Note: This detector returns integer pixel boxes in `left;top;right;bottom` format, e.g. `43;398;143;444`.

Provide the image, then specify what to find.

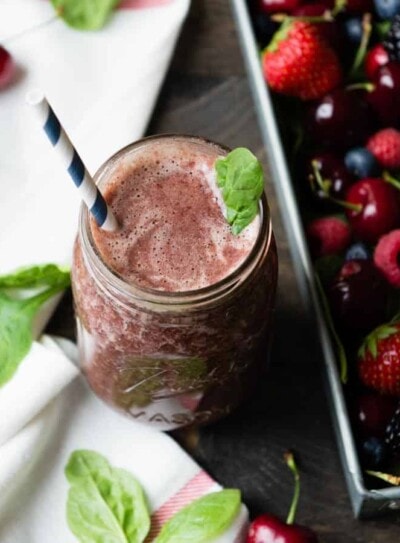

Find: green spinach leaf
0;267;70;387
154;489;241;543
0;264;70;289
65;450;150;543
215;148;264;235
50;0;120;31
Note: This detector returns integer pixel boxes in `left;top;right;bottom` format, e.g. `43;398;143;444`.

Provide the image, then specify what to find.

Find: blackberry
385;401;400;459
384;15;400;62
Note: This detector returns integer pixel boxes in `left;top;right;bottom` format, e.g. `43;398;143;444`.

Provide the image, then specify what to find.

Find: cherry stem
349;13;372;78
346;82;374;92
366;470;400;486
271;13;333;23
331;0;346;17
311;161;362;212
285;451;300;525
383;171;400;192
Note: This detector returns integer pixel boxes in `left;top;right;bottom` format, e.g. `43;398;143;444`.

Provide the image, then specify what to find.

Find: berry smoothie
72;136;278;430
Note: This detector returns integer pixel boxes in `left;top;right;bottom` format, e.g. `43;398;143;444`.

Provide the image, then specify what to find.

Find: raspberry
307;216;351;258
367;128;400;170
374;229;400;287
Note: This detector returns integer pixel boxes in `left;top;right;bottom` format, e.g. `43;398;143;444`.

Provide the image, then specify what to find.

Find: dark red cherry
306;89;374;150
317;0;373;11
328;259;388;334
0;46;15;89
353;393;398;438
307;152;355;205
258;0;302;14
345;178;400;243
246;452;318;543
247;514;318;543
367;62;400;127
365;44;389;80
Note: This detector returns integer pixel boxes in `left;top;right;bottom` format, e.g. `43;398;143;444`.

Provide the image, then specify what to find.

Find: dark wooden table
49;2;400;541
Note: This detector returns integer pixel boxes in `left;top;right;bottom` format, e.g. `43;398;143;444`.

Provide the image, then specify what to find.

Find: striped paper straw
26;90;118;232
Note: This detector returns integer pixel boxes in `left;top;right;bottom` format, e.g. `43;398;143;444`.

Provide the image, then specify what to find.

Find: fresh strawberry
262;21;342;100
358;322;400;396
374;229;400;288
367;129;400;170
385;402;400;458
306;216;351;258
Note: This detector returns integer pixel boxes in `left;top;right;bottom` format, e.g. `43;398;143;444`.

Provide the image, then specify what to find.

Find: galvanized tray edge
231;0;400;518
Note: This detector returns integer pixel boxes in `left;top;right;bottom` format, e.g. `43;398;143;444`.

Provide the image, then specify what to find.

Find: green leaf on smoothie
215;148;264;235
65;450;150;543
50;0;120;31
0;264;70;387
154;489;241;543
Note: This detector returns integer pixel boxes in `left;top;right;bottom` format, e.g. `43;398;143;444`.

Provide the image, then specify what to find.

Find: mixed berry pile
248;0;400;487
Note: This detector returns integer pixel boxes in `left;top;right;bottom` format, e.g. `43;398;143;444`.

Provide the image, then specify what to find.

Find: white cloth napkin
0;1;249;541
0;338;248;542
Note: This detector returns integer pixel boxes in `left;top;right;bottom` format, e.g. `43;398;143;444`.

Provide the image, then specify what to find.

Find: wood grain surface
48;1;400;541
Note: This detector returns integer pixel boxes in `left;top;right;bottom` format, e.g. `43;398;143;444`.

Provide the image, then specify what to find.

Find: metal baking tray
231;0;400;518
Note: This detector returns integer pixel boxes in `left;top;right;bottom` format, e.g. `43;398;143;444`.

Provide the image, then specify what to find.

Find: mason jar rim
79;134;272;309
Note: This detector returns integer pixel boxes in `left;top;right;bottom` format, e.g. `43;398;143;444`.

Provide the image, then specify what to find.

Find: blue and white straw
26;90;118;232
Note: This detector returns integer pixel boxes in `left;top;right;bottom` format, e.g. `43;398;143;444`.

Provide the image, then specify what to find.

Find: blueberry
344;147;380;179
373;0;400;19
345;242;371;261
361;436;388;469
343;17;363;44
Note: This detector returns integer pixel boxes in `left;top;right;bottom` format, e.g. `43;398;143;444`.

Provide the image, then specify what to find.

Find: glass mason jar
71;135;278;431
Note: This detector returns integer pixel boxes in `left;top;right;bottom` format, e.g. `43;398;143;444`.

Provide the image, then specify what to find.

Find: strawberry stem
349;13;372;78
311;161;362;212
285;451;300;525
383;171;400;192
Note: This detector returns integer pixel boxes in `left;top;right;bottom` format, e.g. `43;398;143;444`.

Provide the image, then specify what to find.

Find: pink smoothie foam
90;138;260;292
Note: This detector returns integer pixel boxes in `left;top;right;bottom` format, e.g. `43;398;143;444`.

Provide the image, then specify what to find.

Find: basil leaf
154;489;241;543
0;278;70;387
50;0;120;31
0;264;70;289
65;450;150;543
215;148;264;235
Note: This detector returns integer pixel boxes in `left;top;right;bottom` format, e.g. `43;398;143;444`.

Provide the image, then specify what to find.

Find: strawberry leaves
358;323;400;359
